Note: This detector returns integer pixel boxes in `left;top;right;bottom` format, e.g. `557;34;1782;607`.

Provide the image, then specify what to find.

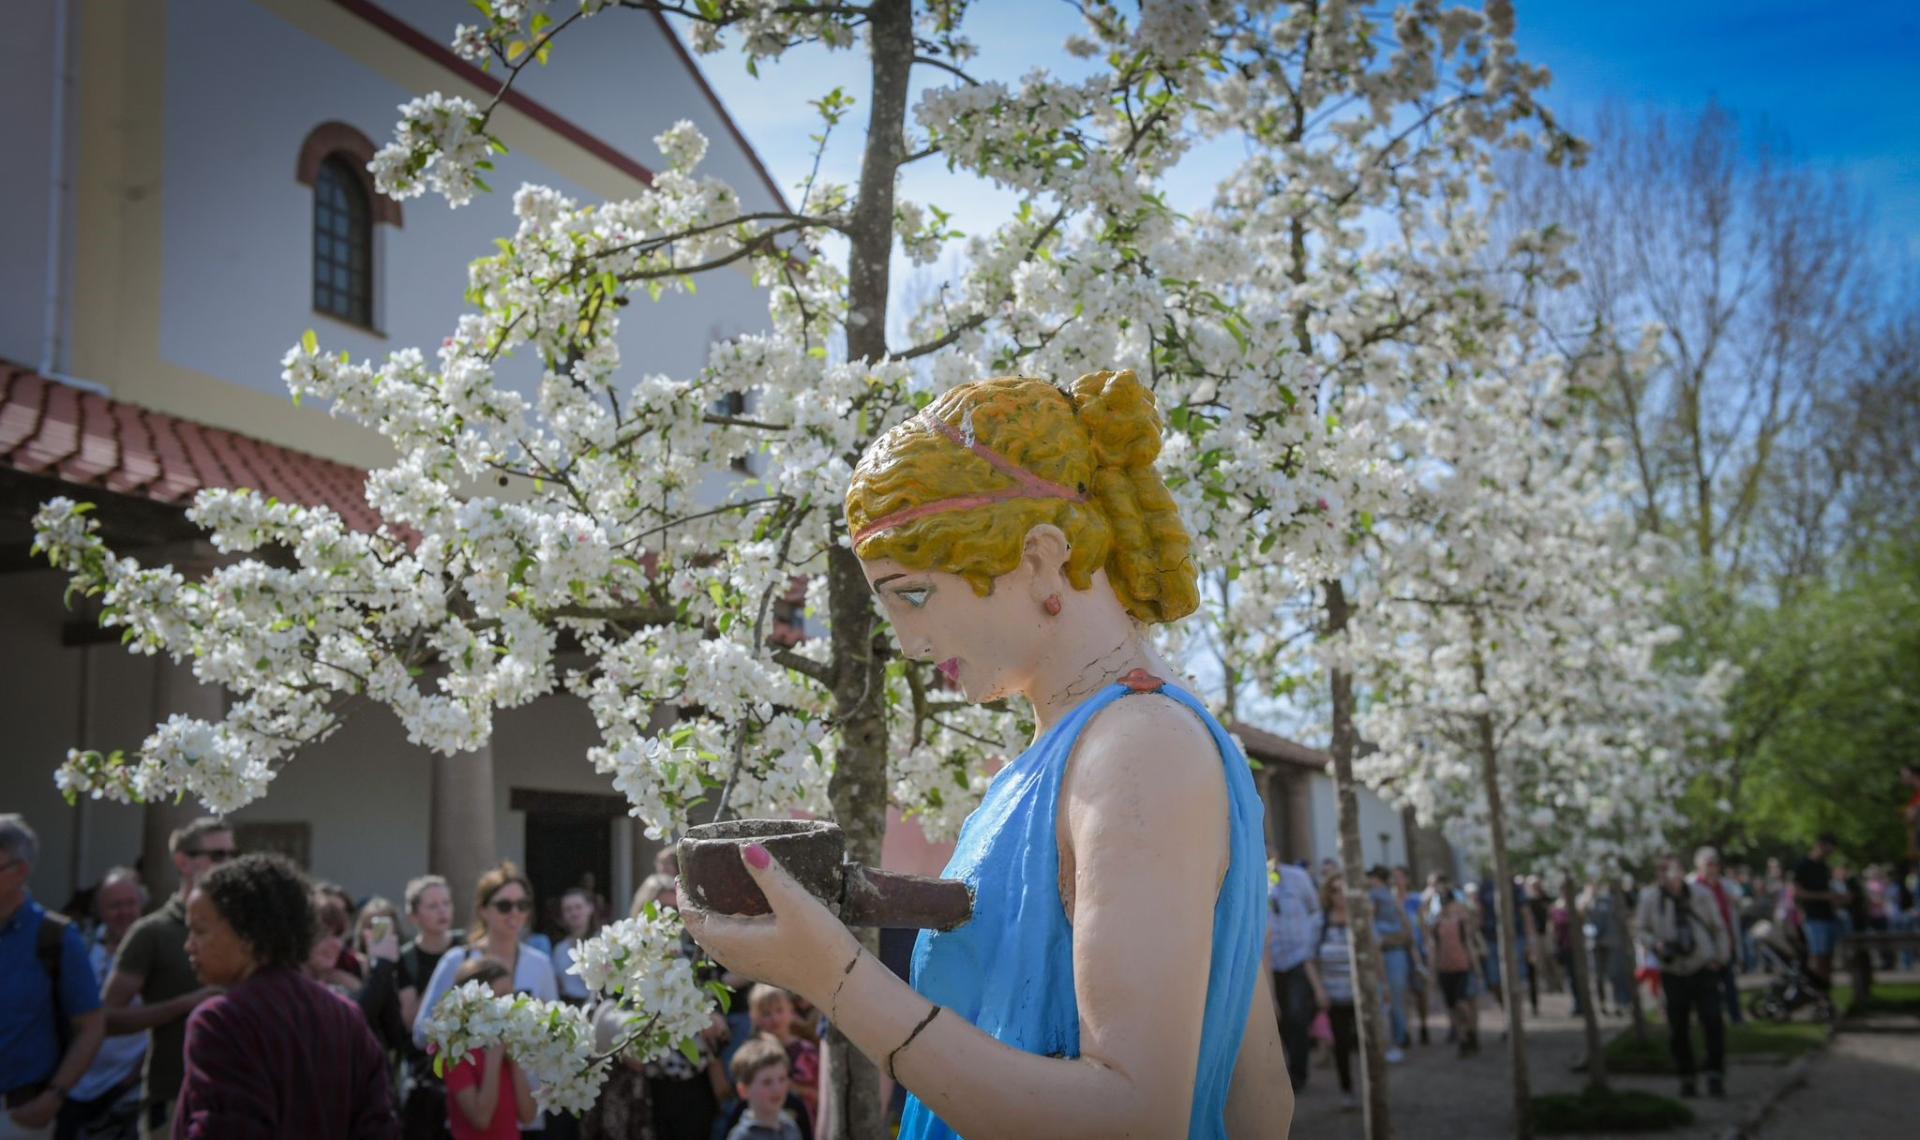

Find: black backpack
37;911;74;1055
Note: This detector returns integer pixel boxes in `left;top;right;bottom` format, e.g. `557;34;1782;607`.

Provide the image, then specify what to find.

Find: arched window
295;122;400;332
313;157;373;327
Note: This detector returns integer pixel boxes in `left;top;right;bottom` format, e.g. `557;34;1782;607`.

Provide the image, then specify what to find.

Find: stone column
610;816;634;921
428;745;497;929
140;660;228;901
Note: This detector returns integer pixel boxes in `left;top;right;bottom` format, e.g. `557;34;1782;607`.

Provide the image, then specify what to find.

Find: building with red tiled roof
1;0;785;917
1;360;382;532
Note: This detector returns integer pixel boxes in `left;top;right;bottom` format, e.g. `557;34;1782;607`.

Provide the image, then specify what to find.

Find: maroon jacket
174;967;398;1139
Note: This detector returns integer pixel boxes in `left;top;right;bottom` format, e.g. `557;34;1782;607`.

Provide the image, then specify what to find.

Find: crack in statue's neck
1034;635;1148;730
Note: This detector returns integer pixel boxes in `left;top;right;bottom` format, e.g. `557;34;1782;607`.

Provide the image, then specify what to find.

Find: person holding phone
351;897;410;1056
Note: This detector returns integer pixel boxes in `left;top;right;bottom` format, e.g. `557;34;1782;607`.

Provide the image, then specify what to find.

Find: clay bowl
679;818;972;931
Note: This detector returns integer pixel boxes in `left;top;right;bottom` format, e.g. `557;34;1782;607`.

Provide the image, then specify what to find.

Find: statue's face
861;555;1046;704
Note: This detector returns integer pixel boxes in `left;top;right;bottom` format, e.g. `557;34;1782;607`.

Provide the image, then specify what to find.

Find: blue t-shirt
1;895;104;1092
1371;885;1408;947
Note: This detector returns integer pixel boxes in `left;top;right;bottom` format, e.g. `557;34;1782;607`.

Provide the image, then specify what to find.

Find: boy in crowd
725;1038;801;1140
747;985;818;1119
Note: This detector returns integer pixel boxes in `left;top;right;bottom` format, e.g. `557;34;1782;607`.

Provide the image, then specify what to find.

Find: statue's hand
680;843;862;1004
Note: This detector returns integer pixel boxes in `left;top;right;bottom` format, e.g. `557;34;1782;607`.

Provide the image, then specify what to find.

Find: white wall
160;0;774;420
1305;772;1409;870
226;707;435;906
372;0;786;216
0;0;61;367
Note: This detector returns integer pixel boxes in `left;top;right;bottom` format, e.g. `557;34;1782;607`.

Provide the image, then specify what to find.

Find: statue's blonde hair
845;371;1198;624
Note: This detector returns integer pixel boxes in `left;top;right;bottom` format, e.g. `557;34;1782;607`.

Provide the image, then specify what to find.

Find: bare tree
1501;104;1879;593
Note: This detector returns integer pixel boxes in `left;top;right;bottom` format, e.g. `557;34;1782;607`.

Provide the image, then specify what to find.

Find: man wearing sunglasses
103;818;232;1139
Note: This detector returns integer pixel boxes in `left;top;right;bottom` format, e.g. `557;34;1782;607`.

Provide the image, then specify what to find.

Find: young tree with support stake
34;2;1575;1135
1346;350;1731;1136
1163;3;1578;1134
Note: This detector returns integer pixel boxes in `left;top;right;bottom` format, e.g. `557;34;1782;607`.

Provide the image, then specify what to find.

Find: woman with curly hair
684;373;1288;1139
177;852;398;1137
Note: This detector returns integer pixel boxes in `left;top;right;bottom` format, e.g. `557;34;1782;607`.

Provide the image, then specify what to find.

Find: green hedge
1837;981;1920;1015
1534;1088;1696;1134
1603;1019;1825;1075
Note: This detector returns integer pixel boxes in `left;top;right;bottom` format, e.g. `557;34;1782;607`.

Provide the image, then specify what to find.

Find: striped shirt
1315;919;1355;1005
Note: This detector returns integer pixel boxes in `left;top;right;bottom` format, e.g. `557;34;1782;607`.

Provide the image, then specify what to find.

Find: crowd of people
11;797;1918;1137
1;813;822;1140
1267;837;1920;1108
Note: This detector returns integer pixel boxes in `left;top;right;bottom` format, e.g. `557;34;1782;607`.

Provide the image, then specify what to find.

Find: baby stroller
1746;919;1834;1023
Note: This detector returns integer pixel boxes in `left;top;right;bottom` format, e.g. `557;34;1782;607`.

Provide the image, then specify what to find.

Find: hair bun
1067;370;1196;623
1070;370;1164;470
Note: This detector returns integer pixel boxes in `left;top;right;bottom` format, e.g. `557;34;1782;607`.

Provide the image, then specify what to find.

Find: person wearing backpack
0;814;105;1139
1634;854;1732;1100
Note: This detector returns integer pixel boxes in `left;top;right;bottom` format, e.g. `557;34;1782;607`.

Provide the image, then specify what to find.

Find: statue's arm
1226;964;1294;1135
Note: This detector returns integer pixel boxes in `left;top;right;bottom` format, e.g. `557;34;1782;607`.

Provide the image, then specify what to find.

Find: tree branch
770;647;832;683
911;55;980;86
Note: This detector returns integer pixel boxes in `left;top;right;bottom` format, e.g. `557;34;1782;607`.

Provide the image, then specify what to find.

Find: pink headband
852;408;1086;546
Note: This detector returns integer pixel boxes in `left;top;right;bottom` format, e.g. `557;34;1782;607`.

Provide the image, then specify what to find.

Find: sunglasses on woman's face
488;897;534;914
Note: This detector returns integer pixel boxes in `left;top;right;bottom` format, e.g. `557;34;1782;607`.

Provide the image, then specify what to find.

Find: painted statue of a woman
685;371;1290;1137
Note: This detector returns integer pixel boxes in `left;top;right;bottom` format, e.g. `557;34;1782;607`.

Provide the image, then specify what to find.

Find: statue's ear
1020;524;1071;598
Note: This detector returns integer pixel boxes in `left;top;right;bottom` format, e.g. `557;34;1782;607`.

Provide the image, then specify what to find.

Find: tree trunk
1475;703;1533;1139
1326;579;1395;1140
821;3;911;1137
1566;872;1609;1095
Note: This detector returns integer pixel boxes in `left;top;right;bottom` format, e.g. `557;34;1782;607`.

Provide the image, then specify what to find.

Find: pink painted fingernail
744;843;771;870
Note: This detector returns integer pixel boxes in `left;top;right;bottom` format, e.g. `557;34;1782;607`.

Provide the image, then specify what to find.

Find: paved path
1754;1015;1919;1139
1287;984;1806;1139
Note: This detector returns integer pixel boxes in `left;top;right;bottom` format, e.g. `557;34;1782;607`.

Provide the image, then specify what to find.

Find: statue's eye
895;587;930;609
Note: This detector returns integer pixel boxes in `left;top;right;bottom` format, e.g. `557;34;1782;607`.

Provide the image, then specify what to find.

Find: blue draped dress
896;679;1267;1139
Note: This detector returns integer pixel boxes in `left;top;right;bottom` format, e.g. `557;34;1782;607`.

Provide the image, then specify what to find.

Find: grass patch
1603;1017;1826;1075
1836;981;1920;1015
1534;1088;1696;1134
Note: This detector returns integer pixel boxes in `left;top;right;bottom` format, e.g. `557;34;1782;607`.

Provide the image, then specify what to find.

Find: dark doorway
512;789;621;942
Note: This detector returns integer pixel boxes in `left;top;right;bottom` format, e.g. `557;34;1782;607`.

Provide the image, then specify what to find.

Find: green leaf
433;1052;447;1079
678;1039;701;1065
301;329;318;354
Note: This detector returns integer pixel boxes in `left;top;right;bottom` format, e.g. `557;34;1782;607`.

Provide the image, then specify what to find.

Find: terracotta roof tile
1;360;380;531
105;400;161;496
20;379;80;473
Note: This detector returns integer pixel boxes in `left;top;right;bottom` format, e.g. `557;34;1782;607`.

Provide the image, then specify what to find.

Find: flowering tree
30;1;1589;1133
1341;349;1731;1132
1124;3;1575;1134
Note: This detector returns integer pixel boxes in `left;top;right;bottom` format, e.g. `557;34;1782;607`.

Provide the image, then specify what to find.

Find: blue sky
693;1;1920;259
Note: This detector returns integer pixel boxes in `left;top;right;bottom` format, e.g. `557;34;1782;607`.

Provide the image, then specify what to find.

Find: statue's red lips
938;657;961;682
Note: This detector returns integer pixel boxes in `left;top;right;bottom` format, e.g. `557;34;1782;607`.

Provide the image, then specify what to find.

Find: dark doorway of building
513;789;619;943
